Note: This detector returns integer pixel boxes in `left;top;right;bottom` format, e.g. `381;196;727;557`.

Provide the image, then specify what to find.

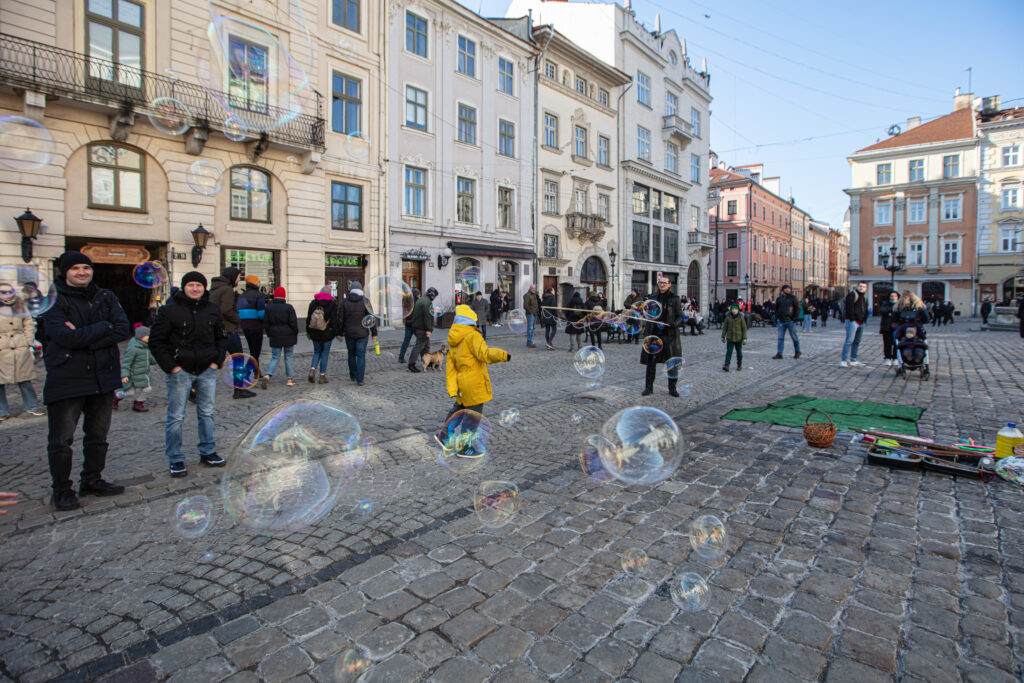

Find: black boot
668;379;680;397
642;364;656;396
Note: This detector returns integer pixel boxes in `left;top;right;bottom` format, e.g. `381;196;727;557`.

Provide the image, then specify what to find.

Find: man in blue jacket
41;251;131;510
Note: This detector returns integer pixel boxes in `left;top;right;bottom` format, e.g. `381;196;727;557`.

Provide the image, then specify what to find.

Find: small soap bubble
202;550;215;561
345;132;371;160
361;314;377;329
677;382;693;397
641;299;663;320
148;97;191;136
621;548;649;574
0;116;56;170
579;434;615;484
689;514;728;560
507;309;528;335
174;496;213;538
338;38;355;59
132;261;167;289
165;68;180;82
187;160;224;195
571;413;582;425
474;480;519;528
663;357;685;379
334;645;371;681
457;266;481;293
430;302;445;317
642;336;664;354
286;155;299;169
224;116;248;142
499;408;520;426
573;346;605;380
436;409;491;473
670;572;710;611
221;353;260;390
597;406;682;485
356;499;374;516
0;265;57;319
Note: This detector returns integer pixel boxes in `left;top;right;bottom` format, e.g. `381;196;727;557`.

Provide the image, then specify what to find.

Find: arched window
580;256;606;283
88;143;146;211
687;260;701;301
230;166;271;222
455;257;480;294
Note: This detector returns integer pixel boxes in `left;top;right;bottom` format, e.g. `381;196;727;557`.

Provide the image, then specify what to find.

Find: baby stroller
893;322;930;381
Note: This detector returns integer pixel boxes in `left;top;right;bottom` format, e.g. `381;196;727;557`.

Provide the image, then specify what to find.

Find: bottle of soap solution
995;423;1024;459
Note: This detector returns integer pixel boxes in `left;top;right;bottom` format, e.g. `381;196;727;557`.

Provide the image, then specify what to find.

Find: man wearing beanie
150;271;228;478
237;273;266;373
40;251;131;510
209;266;254;399
337;281;378;385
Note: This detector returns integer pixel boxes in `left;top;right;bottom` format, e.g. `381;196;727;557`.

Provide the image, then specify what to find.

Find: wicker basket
804;411;837;448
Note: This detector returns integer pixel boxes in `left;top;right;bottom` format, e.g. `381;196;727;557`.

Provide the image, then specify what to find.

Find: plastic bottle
374;339;380;356
995;423;1024;459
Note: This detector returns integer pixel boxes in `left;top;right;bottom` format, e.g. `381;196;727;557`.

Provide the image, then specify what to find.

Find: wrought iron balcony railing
0;32;325;151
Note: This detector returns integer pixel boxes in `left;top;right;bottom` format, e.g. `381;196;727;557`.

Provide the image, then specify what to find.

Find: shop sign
227;250;274;263
325;253;362;268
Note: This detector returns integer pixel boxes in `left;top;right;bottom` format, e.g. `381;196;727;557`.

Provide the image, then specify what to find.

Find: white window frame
637;71;650;106
598;89;609;107
598;135;610;167
874;239;893;267
543;179;558;214
498;57;514;95
874;200;893;226
575;75;587;95
908;158;924;181
404;84;428;131
574;188;587;214
456;103;476;145
876;163;892;185
1003;145;1021;167
637;126;651;161
941;194;962;221
456;176;476;224
665;142;677;174
544;60;557;80
543;113;557;149
942;237;961;265
690;153;700;183
666;92;677;117
498;119;515;158
573;125;587;158
907;197;926;224
543;234;558;258
691;108;701;138
598;193;610;221
1001;182;1021;211
457;35;476;78
999;226;1023;253
906;239;925;266
497;186;515;231
404;166;427;217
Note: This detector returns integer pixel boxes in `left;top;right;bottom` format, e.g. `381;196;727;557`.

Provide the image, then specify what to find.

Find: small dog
422;345;448;371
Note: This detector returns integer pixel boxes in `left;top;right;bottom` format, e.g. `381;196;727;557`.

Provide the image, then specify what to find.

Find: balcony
0;33;325;152
565;213;606;244
662;114;693;146
687;231;715;249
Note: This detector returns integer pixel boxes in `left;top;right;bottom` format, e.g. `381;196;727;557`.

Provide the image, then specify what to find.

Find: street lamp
14;208;42;263
880;245;906;293
190;224;212;267
608;248;617;308
437;246;453;269
744;273;750;302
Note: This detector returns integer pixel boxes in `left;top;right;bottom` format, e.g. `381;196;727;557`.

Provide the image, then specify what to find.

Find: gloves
742;340;747;345
505;353;512;362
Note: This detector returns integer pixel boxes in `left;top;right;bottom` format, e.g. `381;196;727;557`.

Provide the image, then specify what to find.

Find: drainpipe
532;21;550;293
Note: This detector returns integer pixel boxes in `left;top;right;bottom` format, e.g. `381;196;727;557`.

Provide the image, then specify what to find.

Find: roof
855;108;974;153
710;167;747;183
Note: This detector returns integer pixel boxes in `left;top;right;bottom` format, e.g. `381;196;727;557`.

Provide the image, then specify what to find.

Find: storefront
446;241;536;307
223;247;279;295
73;240;168;325
580;256;608;297
324;252;367;299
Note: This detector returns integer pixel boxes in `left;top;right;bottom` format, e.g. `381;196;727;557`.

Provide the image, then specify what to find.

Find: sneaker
545;343;554;350
233;388;256;399
885;359;893;367
772;354;783;360
839;361;848;368
169;462;187;478
260;375;270;390
79;479;125;497
722;365;729;372
25;409;45;417
132;401;148;412
793;352;802;359
286;379;297;387
53;488;80;511
308;368;316;383
200;453;226;467
319;375;328;384
850;361;863;367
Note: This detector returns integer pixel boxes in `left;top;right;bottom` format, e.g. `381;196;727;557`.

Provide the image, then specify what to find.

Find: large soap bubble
689;514;728;560
579;434;614;484
642;336;663;354
474;480;519;528
0;116;56;171
573;346;605;380
132;261;167;289
148;97;191;136
507;308;527;334
457;265;481;296
641;299;662;320
663;357;685;379
435;409;491;473
670;572;710;611
0;265;56;318
222;400;365;533
597;407;682;485
364;275;413;326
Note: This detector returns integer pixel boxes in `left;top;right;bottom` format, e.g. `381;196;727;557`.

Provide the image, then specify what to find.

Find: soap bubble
360;314;377;329
174;496;214;538
345;132;371;160
435;409;491;473
597;407;682;485
474;480;519;528
334;645;371;681
364;275;413;325
0;265;56;318
222;353;260;389
132;261;167;289
689;514;728;560
641;299;662;320
286;155;299;169
622;316;641;335
677;382;693;397
224;116;248;142
243;170;270;209
663;357;685;379
202;550;215;561
148;97;191;136
457;266;481;294
430;302;445;317
579;434;614;484
642;336;663;354
222;400;366;533
338;38;355;59
499;408;520;426
356;499;374;516
187;160;224;195
670;572;710;611
621;548;649;574
573;346;605;380
571;413;582;425
507;309;528;334
0;116;56;171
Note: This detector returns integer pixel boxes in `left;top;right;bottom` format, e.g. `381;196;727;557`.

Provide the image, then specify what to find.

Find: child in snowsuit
119;325;156;411
721;303;747;372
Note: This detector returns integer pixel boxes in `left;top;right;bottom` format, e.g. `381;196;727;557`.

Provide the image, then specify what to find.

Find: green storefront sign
325;254;362;268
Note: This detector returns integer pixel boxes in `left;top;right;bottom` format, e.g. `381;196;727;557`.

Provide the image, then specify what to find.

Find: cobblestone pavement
1;321;1023;682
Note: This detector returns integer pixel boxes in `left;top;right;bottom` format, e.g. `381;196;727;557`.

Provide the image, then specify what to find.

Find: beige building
0;0;385;323
807;220;830;295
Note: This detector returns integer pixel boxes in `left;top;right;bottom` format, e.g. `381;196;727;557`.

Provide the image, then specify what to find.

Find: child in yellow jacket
442;304;510;423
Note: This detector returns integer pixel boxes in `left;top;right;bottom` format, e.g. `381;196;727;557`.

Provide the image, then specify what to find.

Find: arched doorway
497;260;517;304
580;256;607;296
686;260;701;302
922;281;945;304
455;257;480;305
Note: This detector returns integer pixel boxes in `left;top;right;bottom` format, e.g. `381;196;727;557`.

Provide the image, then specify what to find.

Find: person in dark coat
841;282;870;367
337;281;378;385
470;291;489;340
489;288;502;327
565;292;586;352
260;287;298;387
640;277;681;396
209;266;254;399
397;287;420;363
584;291;604;349
150;271;228;478
878;290;899;367
981;298;992;326
540;287;558;350
41;251;131;509
306;286;337;383
773;284;801;359
1018;295;1024;338
237;275;266;373
408;287;437;372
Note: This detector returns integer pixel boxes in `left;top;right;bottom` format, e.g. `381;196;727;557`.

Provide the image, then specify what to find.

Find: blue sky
477;0;1024;230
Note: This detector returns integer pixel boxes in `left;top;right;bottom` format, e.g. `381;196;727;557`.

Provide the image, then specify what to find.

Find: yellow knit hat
455;304;477;323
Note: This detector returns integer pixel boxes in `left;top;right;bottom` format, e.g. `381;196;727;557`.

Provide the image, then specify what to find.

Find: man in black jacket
641;277;682;396
773;284;802;359
408;287;437;372
841;282;870;367
150;271;228;478
337;281;378;385
42;251;131;510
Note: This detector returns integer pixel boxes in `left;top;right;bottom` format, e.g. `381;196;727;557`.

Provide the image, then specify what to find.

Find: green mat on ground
722;395;925;435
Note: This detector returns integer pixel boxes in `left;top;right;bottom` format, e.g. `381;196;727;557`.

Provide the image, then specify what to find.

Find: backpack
308;306;328;331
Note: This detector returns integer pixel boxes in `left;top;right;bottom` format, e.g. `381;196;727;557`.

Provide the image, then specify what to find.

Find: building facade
845;96;979;313
828;228;850;298
807;220;830;297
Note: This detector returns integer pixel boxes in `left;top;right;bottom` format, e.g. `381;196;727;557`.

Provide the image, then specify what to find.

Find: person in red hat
261;286;298;387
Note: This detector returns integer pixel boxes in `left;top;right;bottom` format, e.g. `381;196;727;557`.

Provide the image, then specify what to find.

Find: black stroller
893;322;930;381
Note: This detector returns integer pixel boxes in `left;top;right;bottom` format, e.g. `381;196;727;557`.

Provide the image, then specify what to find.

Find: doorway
922;281;945;304
71;239;167;326
402;260;423;294
497;260;517;304
686;260;701;302
580;256;607;296
872;282;893;312
543;275;558;303
325;268;365;300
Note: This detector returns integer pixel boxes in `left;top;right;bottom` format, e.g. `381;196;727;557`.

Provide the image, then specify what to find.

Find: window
574;126;587;158
332;73;361;135
652;225;662;262
752;201;757;217
598;194;610;221
637;126;651;161
665;229;679;264
598;136;610;166
874;200;892;225
230;167;270;222
543;180;558;214
663;194;677;224
457;104;476;145
1001;182;1021;210
544;61;557;79
727;200;737;215
874;241;892;267
690;153;700;183
87;0;143;88
637;71;650;106
691;205;700;230
543;114;557;148
498;58;514;95
876;163;891;185
632;184;649;215
575;75;587;95
632;222;650;261
598;89;609;107
651;190;661;220
665;142;678;174
908;241;924;265
726;261;737;277
331;182;362;231
1004;145;1021;167
908;159;924;181
497;187;514;230
1000;227;1023;252
942;239;960;265
406;12;427;57
456;177;475;223
404;85;427;131
908;197;926;223
943;154;960;178
498;120;515;157
228;37;268;113
333;0;359;31
404;167;426;216
691;108;701;137
458;36;475;77
942;195;961;221
666;92;677;116
543;234;558;258
574;189;587;214
88;143;143;210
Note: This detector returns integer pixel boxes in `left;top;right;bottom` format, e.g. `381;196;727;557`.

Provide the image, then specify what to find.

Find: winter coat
489;290;502;321
623;292;639;310
640;289;681;366
150;290;228;375
263;298;298;348
540;292;557;325
208;276;241;334
120;337;155;389
445;316;510;407
721;311;748;343
565;294;586;333
470;296;489;325
981;301;992;317
523;290;541;316
895;304;929;327
338;291;377;340
844;290;869;324
409;295;435;332
305;293;337;342
237;284;266;332
41;281;131;404
0;311;35;384
878;300;897;333
775;293;799;323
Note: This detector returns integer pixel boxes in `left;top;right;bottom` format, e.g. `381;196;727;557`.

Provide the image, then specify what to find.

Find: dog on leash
422;345;448;371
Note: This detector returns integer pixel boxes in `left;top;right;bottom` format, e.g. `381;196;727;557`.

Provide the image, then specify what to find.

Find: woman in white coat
0;283;43;420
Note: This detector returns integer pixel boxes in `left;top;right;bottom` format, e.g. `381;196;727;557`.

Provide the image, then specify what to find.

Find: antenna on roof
887;124;901;136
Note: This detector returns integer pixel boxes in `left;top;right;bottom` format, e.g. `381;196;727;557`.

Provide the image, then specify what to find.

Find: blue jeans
266;345;294;378
346;336;368;382
776;322;801;355
842;320;864;362
802;316;812;332
0;381;40;416
165;367;217;464
398;326;415;360
526;314;536;345
311;340;332;373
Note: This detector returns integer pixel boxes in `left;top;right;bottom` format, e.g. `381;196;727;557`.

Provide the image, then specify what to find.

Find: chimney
954;89;973;111
906;117;921;130
654;13;661;33
982;95;1002;113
